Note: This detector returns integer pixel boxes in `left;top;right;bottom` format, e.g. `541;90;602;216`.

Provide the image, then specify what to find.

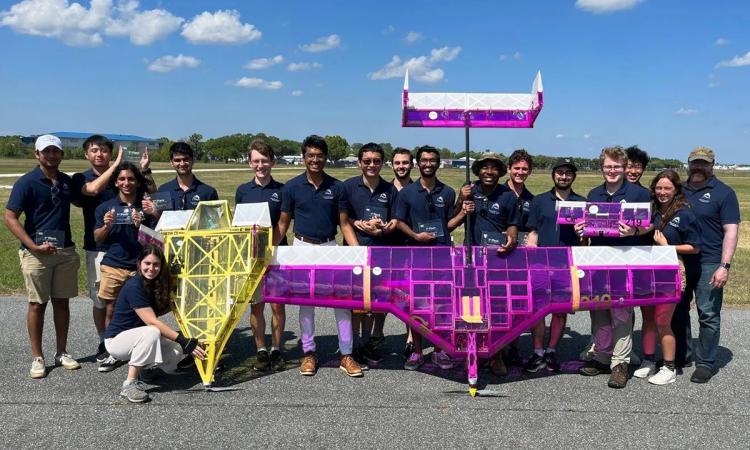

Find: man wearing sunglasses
143;142;218;217
394;145;463;370
5;135;82;379
343;142;398;369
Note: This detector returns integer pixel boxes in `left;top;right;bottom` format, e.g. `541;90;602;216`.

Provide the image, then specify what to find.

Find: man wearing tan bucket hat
673;146;739;383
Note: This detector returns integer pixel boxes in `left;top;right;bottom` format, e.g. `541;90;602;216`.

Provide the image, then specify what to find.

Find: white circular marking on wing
353;266;363;275
372;267;382;276
428;111;438;120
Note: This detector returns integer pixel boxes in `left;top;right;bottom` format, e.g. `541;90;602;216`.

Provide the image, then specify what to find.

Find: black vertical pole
464;120;473;267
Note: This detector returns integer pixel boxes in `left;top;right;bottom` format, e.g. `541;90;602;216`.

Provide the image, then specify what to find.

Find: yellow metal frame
162;201;273;386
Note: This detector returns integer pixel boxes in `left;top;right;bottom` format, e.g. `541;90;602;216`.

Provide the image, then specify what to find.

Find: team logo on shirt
700;192;711;203
323;188;334;200
620;199;627;204
488;202;501;215
378;193;389;203
522;201;530;211
435;196;445;207
669;216;681;228
191;194;201;206
270;192;280;202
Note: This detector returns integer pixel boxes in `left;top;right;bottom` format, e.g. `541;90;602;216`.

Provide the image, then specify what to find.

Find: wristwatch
719;262;731;270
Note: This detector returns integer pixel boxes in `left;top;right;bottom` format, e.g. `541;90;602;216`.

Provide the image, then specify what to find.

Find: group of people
5;133;739;403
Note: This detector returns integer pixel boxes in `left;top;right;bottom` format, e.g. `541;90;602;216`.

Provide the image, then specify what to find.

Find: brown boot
489;353;507;376
339;354;364;377
608;362;629;388
299;351;318;376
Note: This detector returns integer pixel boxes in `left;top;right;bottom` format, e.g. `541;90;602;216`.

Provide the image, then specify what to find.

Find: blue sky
1;0;748;163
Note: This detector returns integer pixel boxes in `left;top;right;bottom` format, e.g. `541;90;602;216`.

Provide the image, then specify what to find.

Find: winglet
403;69;410;91
533;70;543;93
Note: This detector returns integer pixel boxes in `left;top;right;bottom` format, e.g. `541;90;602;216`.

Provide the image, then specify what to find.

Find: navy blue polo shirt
653;207;701;249
684;176;740;264
466;183;517;245
505;181;534;232
393;178;456;246
235;178;287;245
72;169;117;252
158;177;218;210
6;166;77;249
527;188;587;247
95;196;155;269
343;176;398;246
587;181;651;246
104;274;152;339
281;172;348;241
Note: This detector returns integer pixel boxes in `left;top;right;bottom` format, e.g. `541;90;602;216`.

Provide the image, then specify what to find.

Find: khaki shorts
85;250;106;309
19;246;80;304
98;265;136;302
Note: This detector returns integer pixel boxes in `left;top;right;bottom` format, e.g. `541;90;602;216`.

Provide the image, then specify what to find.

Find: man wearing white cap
4;135;82;379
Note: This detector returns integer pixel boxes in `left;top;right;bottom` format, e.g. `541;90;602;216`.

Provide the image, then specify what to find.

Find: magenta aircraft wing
401;70;543;128
557;201;652;238
262;245;679;395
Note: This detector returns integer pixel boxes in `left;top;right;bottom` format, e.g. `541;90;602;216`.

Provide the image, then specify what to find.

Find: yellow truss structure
161;201;272;386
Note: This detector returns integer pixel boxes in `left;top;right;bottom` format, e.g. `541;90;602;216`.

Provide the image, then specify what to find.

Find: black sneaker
96;342;109;363
403;341;415;359
579;360;611;376
270;349;285;371
504;347;522;367
369;336;385;349
254;350;270;371
98;355;125;373
544;352;561;372
139;367;165;384
690;366;713;383
523;353;547;373
177;356;195;371
362;343;383;365
353;349;370;371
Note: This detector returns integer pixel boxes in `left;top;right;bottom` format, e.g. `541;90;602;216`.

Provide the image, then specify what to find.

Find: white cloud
583;133;592;139
291;90;303;96
500;51;522;61
674;107;698;116
182;10;261;44
714;37;729;46
405;31;422;44
300;34;340;52
708;74;720;88
555;134;566;139
287;62;322;72
370;46;461;84
147;54;200;73
575;0;644;14
715;51;750;68
0;0;112;46
228;77;283;90
0;0;183;46
382;25;395;35
245;55;283;70
513;51;522;60
106;1;183;45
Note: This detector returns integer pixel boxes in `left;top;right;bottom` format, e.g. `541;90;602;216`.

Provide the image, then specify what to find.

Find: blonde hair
599;146;627;166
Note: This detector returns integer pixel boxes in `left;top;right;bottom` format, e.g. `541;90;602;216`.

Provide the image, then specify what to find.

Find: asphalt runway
0;296;747;448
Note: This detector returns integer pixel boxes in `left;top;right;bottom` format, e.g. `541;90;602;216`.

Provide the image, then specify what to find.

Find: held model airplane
557;201;652;238
154;202;681;396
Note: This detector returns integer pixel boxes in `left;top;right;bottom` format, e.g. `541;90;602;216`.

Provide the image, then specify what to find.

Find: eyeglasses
419;159;438;166
50;185;60;206
304;153;326;161
250;160;271;166
360;159;383;166
603;165;624;172
626;163;643;170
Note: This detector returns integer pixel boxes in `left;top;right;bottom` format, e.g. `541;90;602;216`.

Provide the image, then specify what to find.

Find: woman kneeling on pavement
104;245;206;403
635;170;700;385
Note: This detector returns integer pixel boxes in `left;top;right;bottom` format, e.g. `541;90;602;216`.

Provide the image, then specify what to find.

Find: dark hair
626;145;650;168
301;135;328;156
111;161;147;201
650;169;689;231
83;134;113;152
248;139;275;160
169;142;194;160
358;142;384;161
138;245;171;316
391;147;412;163
508;149;533;170
415;145;440;165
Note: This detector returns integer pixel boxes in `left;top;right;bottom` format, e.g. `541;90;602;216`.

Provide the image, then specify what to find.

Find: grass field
1;157;748;305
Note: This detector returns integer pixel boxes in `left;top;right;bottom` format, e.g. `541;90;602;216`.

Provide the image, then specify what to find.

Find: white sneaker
633;359;656;378
54;352;81;370
648;365;676;385
432;350;454;370
579;342;595;361
30;357;46;379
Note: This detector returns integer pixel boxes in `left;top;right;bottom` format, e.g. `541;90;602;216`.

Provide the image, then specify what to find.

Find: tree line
0;133;684;169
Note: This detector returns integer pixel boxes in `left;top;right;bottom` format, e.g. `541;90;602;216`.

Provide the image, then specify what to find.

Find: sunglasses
50;185;60;206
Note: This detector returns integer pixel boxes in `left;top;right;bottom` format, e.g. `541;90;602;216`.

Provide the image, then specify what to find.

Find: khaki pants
105;326;183;371
19;247;80;304
592;307;633;368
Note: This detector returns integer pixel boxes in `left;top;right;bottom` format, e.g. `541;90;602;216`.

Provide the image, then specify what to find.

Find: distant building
24;132;161;152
